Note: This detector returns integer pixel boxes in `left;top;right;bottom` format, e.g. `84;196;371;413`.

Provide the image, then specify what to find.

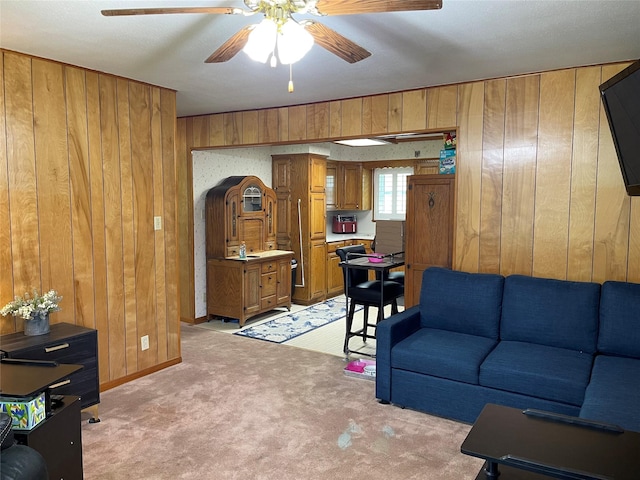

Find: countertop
326;233;375;243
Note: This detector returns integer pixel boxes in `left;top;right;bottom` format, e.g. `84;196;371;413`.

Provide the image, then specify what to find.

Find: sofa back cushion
501;275;600;353
598;280;640;358
420;267;504;339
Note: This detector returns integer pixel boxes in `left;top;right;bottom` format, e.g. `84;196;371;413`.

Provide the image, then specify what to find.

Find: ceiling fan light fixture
243;18;277;63
277;18;314;65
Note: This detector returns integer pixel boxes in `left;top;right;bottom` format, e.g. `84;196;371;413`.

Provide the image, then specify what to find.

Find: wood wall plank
100;74;127;380
65;66;96;328
329;100;341;138
258;109;279;144
288;105;307;140
478;79;506;274
532;69;576;279
428;85;458;129
161;89;180;360
593;64;631;282
500;75;540;275
307;103;329;140
5;52;40;299
86;70;110;380
403;89;427;131
341;98;362;136
224;112;242;145
455;82;484;272
209;113;224;146
388;92;402;133
370;94;389;135
32;59;74;323
242;110;259;144
0;52;13;334
130;82;155;371
567;66;601;281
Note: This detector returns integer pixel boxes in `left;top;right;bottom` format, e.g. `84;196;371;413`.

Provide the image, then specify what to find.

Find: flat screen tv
599;59;640;196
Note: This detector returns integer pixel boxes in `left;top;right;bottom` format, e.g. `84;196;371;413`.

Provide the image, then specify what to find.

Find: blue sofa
376;267;640;432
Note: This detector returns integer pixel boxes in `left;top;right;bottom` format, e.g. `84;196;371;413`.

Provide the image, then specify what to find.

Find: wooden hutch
206;176;293;326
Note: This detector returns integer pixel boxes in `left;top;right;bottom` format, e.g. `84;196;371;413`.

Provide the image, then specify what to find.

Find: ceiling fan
101;1;443;66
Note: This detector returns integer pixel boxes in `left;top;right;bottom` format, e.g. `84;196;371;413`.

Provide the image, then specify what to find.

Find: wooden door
405;174;455;307
310;239;327;302
309;155;326;193
276;257;292;305
243;263;261;316
309;193;326;239
272;157;290;191
340;162;362;209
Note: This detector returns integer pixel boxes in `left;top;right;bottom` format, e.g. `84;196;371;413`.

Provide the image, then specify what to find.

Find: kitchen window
373;167;413;220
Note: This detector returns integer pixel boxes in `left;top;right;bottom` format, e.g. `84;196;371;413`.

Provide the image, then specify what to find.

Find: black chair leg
391;299;399;315
343;301;357;354
362;306;369;341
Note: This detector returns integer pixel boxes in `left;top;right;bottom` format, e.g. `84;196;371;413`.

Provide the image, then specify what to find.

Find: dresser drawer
261;261;277;273
261;272;277;296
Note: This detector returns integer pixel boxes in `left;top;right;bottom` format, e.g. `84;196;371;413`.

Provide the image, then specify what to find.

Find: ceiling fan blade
205;26;254;63
303;21;371;64
101;7;245;17
315;0;442;16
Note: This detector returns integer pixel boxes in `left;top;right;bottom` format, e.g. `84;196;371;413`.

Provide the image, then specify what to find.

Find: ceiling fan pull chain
288;64;294;93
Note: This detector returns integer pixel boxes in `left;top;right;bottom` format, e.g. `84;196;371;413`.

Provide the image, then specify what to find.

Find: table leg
483;461;500;479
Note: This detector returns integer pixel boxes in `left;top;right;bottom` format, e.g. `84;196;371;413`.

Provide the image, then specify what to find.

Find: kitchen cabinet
272;153;327;305
207;251;293;327
326;161;371;211
405;174;456;307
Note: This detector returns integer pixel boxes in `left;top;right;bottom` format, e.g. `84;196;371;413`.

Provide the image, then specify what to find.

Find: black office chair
336;245;404;355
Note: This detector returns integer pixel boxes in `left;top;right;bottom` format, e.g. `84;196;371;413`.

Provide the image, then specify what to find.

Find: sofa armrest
375;305;421;402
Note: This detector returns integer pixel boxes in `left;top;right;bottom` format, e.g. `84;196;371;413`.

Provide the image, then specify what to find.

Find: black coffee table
461;403;640;480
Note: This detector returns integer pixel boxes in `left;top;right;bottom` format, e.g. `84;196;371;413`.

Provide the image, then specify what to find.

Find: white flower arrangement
0;289;62;320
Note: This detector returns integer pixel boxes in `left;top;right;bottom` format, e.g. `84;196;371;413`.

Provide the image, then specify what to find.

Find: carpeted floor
81;324;484;479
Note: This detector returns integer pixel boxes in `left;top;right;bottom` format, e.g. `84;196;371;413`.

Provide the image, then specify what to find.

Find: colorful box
439;149;456;174
0;392;47;430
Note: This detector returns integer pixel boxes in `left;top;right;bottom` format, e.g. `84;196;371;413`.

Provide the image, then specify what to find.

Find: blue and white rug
234;297;362;344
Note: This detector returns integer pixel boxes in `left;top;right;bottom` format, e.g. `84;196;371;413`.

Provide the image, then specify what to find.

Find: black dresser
0;322;100;422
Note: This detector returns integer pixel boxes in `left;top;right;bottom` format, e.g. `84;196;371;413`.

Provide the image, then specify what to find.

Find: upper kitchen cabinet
206;175;277;258
326;161;371;211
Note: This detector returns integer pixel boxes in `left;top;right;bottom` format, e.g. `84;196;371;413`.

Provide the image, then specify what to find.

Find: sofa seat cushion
391;328;498;385
580;355;640;432
480;341;593;406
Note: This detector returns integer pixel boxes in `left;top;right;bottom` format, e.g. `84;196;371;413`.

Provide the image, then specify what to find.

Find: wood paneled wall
0;50;181;389
177;62;639;320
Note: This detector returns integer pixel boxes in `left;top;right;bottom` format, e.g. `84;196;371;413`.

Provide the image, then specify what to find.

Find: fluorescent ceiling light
334;138;390;147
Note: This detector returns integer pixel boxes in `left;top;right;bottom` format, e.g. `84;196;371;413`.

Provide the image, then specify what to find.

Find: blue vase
24;313;50;336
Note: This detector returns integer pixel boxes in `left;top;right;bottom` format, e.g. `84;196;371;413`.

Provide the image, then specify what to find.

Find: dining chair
336;245;404;354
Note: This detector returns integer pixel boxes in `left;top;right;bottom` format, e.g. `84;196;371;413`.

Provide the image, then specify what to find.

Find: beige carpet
81;324;484;479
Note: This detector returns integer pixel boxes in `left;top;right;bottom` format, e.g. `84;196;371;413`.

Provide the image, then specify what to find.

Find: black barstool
336;245;404;354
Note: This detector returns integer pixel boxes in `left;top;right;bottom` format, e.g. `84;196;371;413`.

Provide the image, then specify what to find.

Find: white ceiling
1;0;640;117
